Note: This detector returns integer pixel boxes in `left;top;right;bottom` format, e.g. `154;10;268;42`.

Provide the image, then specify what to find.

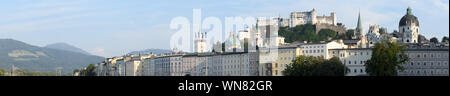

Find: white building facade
329;48;372;76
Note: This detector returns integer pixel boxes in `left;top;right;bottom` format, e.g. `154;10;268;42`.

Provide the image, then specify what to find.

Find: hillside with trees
0;39;104;74
279;24;345;43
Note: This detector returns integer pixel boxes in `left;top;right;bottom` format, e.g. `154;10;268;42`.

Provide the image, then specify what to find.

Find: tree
283;56;316;76
430;37;439;44
312;57;348;76
442;36;449;43
318;29;337;41
283;56;348;76
346;29;355;39
0;69;5;76
365;40;408;76
73;69;80;74
279;24;340;43
80;64;96;76
221;43;225;52
379;28;387;34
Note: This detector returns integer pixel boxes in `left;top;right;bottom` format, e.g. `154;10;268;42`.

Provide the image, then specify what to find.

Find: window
275;70;278;75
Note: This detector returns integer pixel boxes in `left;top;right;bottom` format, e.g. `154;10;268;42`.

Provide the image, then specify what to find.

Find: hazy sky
0;0;448;57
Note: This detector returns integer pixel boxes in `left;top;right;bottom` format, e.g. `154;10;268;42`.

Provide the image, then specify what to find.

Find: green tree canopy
80;64;96;76
346;29;355;39
365;40;408;76
0;69;5;76
318;29;337;41
430;37;439;44
442;36;449;43
279;24;340;43
283;56;348;76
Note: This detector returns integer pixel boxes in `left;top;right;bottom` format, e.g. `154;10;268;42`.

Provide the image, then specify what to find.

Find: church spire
356;11;362;32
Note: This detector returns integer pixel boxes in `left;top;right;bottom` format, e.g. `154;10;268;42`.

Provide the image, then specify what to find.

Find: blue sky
0;0;448;57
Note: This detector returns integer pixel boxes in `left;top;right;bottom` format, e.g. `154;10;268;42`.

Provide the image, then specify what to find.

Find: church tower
354;12;364;39
399;6;419;43
194;23;207;53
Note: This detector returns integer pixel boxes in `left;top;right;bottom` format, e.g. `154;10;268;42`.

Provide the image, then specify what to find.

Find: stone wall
315;24;346;35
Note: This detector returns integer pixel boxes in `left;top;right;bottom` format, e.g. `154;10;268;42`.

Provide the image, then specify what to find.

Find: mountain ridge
0;39;104;73
45;42;91;55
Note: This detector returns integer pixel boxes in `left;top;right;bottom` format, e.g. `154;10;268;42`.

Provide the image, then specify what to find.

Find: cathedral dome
225;32;241;49
399;7;419;26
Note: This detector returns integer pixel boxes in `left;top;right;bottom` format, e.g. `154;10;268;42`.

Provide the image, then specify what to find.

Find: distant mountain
128;48;172;55
0;39;104;73
45;43;91;55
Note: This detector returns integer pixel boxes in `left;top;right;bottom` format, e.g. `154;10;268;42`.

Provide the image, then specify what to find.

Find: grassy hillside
0;39;104;73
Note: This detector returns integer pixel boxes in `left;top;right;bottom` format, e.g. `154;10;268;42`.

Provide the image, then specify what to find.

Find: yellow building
259;44;303;76
273;45;302;76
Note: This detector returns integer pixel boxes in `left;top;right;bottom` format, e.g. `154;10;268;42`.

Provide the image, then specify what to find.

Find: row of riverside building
91;40;448;76
85;7;449;76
